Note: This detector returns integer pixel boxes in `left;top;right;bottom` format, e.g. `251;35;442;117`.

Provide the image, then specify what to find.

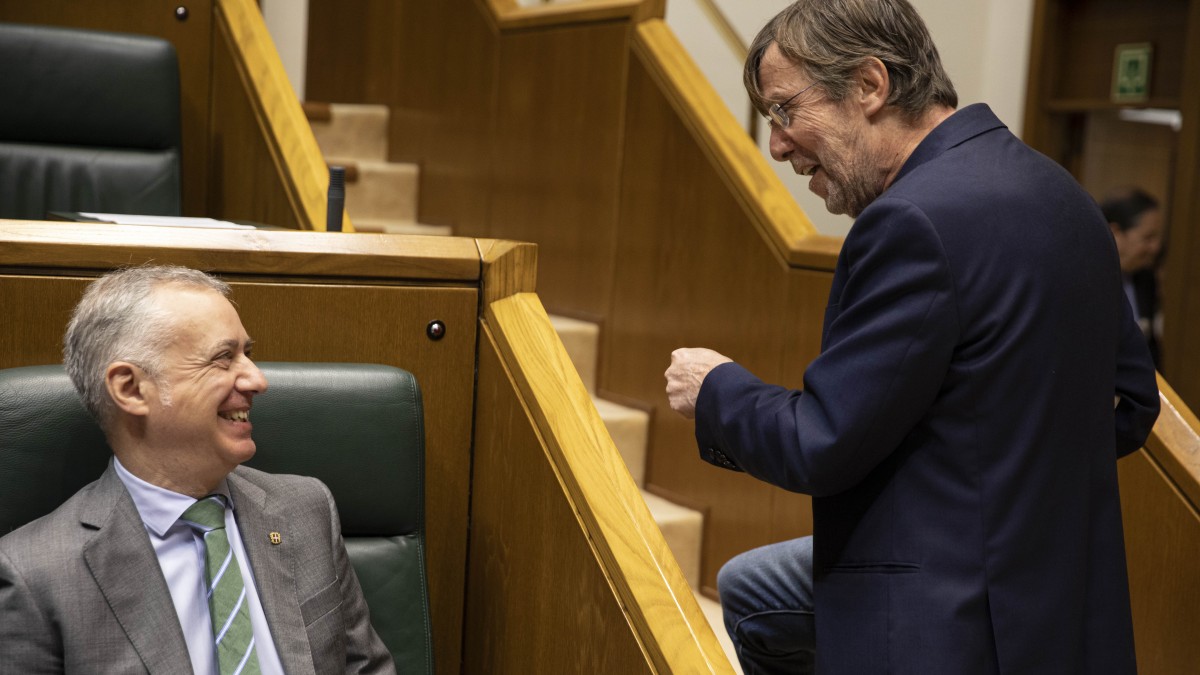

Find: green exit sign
1112;43;1153;103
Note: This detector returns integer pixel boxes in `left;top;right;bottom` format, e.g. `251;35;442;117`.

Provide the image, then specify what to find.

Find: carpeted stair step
350;218;452;236
324;157;419;224
305;102;389;162
592;397;649;487
643;490;703;589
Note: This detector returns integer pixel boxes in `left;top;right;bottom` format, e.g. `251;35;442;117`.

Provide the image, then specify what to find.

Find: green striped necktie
181;495;262;675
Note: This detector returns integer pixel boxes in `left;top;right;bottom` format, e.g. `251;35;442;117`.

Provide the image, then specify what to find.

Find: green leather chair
0;23;182;219
0;362;433;673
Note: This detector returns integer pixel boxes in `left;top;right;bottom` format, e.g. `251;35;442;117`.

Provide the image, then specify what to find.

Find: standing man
664;1;1161;673
0;266;395;674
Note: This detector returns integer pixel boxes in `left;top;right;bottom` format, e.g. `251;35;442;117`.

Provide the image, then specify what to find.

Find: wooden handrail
483;290;735;674
215;0;350;231
1146;373;1200;511
486;0;663;29
0;220;478;280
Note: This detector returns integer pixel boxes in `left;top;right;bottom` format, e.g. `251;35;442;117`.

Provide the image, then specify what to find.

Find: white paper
77;213;256;230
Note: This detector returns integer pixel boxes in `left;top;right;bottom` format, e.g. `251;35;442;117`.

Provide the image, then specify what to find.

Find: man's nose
238;359;269;395
769;124;792;162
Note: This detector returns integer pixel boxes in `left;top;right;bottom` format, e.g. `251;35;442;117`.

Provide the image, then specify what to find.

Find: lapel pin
269;532;282;545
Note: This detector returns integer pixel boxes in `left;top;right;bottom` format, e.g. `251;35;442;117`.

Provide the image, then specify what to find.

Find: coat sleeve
695;198;958;497
320;484;398;675
1113;292;1160;457
0;547;63;674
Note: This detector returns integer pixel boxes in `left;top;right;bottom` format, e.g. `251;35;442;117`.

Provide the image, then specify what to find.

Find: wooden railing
211;0;347;230
1121;377;1200;672
472;245;732;672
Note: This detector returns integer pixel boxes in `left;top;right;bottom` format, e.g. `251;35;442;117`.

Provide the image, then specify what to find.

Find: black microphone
326;165;345;232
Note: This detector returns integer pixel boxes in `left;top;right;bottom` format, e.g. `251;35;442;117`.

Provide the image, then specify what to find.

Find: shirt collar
113;456;235;538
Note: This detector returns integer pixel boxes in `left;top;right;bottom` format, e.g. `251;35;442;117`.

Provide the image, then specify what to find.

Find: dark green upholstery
0;363;433;674
0;23;182;219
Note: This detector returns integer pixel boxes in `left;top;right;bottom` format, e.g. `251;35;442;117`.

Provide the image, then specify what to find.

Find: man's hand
665;348;733;419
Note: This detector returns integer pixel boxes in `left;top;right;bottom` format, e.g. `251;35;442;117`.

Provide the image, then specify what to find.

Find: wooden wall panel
1160;1;1200;406
305;0;647;302
488;20;630;317
1118;449;1200;674
606;53;821;593
306;0;501;238
0;1;214;217
303;0;392;105
465;326;653;674
0;276;89;369
1078;110;1176;203
1055;0;1188;104
209;21;304;229
391;1;498;239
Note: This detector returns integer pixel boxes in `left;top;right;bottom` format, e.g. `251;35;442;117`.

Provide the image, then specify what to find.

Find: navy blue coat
696;104;1160;674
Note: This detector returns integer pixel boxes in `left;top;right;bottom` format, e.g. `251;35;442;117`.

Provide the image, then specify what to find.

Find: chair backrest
0;362;432;674
0;23;182;219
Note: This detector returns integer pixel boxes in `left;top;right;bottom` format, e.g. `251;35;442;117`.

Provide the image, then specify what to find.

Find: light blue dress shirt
114;458;284;675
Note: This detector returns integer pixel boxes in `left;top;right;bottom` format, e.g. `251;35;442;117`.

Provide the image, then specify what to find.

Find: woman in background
1102;187;1165;368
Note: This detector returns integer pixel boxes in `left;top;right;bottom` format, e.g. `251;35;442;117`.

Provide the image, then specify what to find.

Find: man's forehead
149;284;246;333
758;43;807;95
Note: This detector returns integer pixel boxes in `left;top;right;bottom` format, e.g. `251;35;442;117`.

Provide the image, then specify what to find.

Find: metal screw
175;6;189;21
426;320;446;341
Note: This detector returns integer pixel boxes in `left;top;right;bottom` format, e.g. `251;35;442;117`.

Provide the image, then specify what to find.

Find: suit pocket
826;561;920;574
819;563;923;673
300;577;343;626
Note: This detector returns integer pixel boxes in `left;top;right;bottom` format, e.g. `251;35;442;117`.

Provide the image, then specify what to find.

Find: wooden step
350;218;452;236
307;102;389;162
325;157;419;223
592;397;649;487
546;315;722;663
644;490;703;589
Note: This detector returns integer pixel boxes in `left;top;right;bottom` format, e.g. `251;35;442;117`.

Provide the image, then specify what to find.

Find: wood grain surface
215;0;346;231
483;293;736;673
0;220;480;281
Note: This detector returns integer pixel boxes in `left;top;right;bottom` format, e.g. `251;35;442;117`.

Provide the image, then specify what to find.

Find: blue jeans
717;536;815;675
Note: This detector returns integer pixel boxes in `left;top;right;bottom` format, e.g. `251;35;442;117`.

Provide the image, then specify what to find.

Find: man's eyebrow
210;338;253;353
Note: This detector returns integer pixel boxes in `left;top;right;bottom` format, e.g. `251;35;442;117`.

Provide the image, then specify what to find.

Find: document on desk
77;213;256;229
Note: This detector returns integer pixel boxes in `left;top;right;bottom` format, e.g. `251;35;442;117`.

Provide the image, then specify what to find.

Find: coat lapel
229;470;317;675
82;466;193;674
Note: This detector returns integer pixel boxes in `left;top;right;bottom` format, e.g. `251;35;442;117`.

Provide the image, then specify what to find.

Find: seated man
0;265;396;674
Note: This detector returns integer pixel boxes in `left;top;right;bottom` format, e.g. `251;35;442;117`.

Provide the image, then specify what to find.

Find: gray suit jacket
0;463;396;674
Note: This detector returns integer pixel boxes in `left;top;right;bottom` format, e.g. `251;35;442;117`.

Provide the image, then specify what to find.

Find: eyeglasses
766;81;818;129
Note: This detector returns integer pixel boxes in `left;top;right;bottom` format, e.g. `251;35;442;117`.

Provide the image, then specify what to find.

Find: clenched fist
664;348;733;419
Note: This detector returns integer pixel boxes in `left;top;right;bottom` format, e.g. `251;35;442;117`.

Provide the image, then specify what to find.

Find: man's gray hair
744;0;958;121
63;265;231;431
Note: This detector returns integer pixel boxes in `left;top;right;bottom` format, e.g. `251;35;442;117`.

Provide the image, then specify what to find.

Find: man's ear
856;57;890;117
105;361;152;417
